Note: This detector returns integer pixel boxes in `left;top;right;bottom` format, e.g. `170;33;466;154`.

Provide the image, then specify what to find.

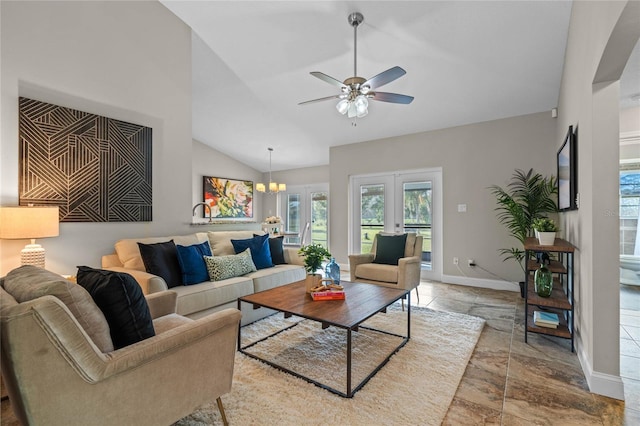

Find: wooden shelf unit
524;237;576;352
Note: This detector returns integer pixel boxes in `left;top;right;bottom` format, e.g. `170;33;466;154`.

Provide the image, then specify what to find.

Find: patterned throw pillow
203;248;257;281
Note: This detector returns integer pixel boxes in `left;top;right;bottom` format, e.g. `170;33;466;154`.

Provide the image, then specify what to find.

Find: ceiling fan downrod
349;12;363;80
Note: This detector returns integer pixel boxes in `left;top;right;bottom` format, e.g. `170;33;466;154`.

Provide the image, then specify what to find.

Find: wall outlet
453;257;459;265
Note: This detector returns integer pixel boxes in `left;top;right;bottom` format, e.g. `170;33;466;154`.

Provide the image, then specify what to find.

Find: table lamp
0;206;60;268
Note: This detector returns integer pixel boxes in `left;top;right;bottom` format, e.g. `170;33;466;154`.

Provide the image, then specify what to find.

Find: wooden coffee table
237;280;410;398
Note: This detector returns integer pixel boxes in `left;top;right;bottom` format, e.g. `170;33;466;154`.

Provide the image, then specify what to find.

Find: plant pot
305;274;323;293
537;231;556;245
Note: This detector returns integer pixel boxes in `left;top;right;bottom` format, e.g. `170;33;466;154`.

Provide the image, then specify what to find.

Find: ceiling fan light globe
360;85;371;94
355;95;368;108
347;102;357;118
336;99;350;115
356;108;368;118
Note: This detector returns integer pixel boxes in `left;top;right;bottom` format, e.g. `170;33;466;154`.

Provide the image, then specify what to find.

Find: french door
350;169;442;281
280;184;329;248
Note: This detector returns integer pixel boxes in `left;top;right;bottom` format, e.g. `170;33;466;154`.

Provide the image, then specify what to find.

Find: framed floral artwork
203;176;253;219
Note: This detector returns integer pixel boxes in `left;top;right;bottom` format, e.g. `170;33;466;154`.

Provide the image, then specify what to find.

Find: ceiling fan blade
371;92;414;104
298;94;343;105
310;72;346;89
363;66;406;89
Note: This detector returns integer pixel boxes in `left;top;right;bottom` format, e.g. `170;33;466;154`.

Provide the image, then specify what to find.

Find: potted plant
532;217;558;245
489;168;558;296
298;243;332;292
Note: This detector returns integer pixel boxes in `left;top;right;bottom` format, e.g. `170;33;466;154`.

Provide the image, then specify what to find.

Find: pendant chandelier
256;147;286;193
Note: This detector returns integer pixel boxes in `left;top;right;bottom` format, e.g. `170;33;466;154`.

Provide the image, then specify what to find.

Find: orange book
311;290;345;301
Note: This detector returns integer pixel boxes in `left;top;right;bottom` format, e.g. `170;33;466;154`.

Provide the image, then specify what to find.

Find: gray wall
556;0;640;399
330;111;557;286
0;1;192;275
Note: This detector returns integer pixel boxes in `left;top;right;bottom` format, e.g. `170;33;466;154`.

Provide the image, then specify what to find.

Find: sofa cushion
138;240;183;288
176;241;212;285
373;234;408;265
207;231;263;256
231;234;273;270
170;276;254;316
258;235;286;265
203;248;256;281
247;264;306;293
4;265;114;353
76;266;155;350
355;263;399;284
115;234;206;271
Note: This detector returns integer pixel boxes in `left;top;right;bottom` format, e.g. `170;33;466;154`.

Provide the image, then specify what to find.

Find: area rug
175;304;485;426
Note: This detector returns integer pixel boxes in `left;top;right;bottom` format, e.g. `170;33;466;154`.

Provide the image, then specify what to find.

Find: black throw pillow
372;234;408;265
76;266;155;350
138;240;183;288
256;234;286;265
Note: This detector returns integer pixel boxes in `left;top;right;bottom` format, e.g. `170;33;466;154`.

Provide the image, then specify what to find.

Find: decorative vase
537;231;556;245
305;274;322;293
325;258;340;284
534;263;553;297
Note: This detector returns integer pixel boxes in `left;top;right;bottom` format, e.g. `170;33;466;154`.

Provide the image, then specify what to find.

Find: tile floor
1;281;639;425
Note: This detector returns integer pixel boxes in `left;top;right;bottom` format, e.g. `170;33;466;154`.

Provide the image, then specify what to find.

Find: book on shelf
533;310;559;328
311;290;345;301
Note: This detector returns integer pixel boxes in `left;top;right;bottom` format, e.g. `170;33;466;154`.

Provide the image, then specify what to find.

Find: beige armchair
349;233;423;304
0;266;240;426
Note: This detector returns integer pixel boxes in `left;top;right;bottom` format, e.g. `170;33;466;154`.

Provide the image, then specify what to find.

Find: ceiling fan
299;12;414;120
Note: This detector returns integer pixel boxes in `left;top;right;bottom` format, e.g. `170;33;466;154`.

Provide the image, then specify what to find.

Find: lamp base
21;243;46;268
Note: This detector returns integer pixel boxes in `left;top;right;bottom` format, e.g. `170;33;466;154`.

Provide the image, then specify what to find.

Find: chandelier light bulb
256;148;286;193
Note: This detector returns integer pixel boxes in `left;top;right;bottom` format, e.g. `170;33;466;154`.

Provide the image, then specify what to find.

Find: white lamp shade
0;206;59;239
269;182;278;192
256;183;266;192
278;183;286;192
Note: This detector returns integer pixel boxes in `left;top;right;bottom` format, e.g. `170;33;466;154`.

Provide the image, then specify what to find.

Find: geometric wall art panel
19;97;152;222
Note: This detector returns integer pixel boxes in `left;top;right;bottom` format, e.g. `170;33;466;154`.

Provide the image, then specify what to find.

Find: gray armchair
0;266;240;426
349;233;423;304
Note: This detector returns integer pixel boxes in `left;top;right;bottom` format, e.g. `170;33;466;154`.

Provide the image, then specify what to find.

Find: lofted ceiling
160;1;635;173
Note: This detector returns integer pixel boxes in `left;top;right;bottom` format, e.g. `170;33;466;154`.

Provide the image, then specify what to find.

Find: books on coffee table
311;290;345;301
533;310;559;328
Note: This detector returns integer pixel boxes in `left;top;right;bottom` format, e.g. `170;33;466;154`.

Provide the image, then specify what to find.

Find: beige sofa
102;231;306;325
0;265;240;426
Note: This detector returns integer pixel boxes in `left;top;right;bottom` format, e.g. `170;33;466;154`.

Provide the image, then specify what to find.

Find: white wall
556;0;640;399
330;111;557;287
621;106;640;134
0;1;192;275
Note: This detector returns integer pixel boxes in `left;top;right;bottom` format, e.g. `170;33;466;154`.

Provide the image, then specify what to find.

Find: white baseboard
577;342;626;400
441;274;520;292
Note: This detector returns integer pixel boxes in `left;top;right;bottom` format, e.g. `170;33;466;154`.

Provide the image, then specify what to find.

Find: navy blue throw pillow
176;241;212;285
138;240;183;288
231;234;273;270
76;266;155;350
